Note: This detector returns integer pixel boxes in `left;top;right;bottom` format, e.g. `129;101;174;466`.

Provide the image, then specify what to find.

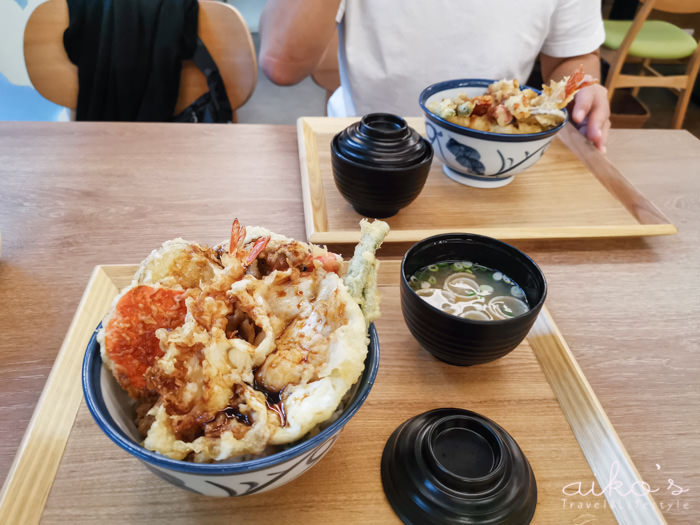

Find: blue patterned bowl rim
418;79;567;143
401;233;547;325
83;322;380;475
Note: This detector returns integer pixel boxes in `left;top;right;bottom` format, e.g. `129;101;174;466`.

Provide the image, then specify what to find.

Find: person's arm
259;0;340;86
540;51;611;153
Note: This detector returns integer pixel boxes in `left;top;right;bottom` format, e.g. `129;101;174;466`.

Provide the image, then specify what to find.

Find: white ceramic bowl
83;323;380;497
419;79;567;188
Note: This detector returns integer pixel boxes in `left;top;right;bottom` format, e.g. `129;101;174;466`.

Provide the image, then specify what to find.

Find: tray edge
529;308;666;525
557;124;675;228
0;265;120;525
297;117;328;241
309;224;678;245
297;117;677;244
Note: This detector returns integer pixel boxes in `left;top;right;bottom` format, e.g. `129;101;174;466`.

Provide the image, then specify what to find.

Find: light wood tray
298;117;677;244
0;262;665;524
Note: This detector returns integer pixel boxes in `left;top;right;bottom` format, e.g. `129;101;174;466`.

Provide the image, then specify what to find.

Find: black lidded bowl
331;113;433;219
381;408;537;524
400;233;546;366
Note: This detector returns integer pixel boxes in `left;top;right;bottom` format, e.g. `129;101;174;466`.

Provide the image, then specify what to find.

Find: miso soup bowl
83;323;380;497
419;79;566;189
400;234;546;366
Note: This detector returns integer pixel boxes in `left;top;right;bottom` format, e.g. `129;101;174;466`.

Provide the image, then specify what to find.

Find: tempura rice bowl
419;79;567;188
83;323;380;497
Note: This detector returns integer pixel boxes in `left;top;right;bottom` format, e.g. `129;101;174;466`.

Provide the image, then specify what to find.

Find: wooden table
0;123;698;524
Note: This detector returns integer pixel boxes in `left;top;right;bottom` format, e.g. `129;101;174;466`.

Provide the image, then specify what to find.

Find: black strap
173;37;234;123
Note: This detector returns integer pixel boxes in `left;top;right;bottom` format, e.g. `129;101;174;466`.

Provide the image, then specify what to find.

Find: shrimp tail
229;218;245;255
563;65;597;103
245;235;271;265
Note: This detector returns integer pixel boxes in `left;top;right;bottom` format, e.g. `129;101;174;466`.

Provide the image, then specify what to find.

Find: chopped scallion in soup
408;261;529;320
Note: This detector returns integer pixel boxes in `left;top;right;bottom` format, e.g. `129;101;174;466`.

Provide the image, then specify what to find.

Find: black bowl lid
333;113;431;168
381;408;537;524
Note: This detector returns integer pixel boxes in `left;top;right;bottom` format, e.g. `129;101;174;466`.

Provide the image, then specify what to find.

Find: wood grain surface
0;123;699;524
0;266;118;524
297;117;676;244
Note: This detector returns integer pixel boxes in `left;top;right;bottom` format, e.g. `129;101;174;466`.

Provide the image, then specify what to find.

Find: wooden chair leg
632;58;650;98
672;49;700;129
671;87;692;129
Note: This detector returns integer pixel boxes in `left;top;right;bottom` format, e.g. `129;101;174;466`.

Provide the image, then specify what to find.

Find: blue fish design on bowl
445;138;486;175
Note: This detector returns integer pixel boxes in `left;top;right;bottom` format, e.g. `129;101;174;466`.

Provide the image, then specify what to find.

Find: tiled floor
638;86;700;135
236;35;327;125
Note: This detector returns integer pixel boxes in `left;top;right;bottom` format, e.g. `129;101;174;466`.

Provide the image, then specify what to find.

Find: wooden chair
23;0;257;121
601;0;700;129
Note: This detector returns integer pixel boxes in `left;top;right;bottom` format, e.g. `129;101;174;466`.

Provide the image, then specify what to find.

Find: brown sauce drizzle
203;386;254;438
178;425;206;443
221;406;251;426
253;373;287;427
266;401;287;428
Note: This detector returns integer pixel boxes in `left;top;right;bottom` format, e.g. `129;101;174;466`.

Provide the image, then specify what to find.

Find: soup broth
408;261;529;320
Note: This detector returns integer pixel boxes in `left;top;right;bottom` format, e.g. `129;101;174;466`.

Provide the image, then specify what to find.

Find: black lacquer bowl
400;233;546;366
331;113;433;218
381;408;537;524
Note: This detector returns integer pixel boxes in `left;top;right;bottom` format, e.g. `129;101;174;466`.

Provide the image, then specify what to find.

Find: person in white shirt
260;0;611;153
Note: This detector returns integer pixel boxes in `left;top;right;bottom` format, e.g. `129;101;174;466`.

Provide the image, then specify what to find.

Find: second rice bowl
419;79;567;188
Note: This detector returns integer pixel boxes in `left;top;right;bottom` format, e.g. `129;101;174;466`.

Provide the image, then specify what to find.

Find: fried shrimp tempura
98;220;388;462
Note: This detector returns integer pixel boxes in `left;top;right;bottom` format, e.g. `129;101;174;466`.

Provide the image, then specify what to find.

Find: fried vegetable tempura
343;219;390;325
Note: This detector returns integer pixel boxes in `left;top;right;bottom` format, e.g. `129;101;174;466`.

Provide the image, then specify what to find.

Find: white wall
226;0;266;33
0;0;49;86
